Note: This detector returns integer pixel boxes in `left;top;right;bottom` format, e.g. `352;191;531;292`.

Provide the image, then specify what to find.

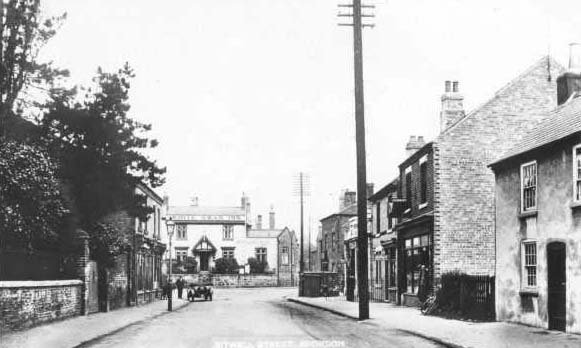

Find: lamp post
166;218;175;311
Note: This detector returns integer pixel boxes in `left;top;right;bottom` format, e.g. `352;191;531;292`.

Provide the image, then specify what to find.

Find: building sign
170;214;244;222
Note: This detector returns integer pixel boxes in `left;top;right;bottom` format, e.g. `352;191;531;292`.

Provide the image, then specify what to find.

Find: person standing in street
176;276;184;299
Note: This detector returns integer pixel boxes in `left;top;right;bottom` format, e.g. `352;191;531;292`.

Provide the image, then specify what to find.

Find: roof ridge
438;55;564;138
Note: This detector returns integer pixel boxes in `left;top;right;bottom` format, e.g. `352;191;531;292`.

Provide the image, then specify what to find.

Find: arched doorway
547;241;566;331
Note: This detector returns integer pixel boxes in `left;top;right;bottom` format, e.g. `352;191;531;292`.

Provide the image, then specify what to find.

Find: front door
547;242;566;331
346;248;356;301
200;253;209;271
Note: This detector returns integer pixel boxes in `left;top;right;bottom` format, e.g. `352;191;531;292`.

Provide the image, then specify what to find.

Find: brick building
368;177;399;302
101;183;166;310
491;47;581;333
391;56;564;306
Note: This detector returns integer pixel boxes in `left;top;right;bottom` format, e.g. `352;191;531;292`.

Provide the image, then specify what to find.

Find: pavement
0;291;190;348
287;295;581;348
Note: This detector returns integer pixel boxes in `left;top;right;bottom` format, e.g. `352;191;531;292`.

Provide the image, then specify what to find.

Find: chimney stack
405;135;426;157
557;43;581;105
256;215;262;229
190;196;199;207
341;190;357;210
440;80;465;132
269;206;275;229
241;195;251;225
162;194;169;214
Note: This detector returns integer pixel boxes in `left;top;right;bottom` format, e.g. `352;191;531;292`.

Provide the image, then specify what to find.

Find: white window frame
404;166;412;214
176;224;187;240
521;240;537;289
520;161;537;212
223;225;234;240
573;144;581;202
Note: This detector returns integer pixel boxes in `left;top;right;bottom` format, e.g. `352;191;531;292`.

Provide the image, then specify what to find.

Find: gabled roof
491;94;581;166
438;55;564;138
368;177;399;202
192;235;217;253
320;204;357;222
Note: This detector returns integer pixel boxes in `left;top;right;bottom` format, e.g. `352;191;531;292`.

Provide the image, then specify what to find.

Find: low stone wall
0;280;83;332
171;273;281;288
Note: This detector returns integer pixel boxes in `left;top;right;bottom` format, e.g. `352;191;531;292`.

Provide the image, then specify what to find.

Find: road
82;288;442;348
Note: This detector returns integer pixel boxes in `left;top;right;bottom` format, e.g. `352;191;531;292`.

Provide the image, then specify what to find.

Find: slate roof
320;204;357;222
491;94;581;166
368;177;399;202
246;229;282;238
168;206;245;216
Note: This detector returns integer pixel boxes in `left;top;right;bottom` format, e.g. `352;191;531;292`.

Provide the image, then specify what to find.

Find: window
388;248;396;287
522;241;537;288
256;248;267;263
222;247;235;259
176;224;187;240
331;232;335;250
175;248;188;262
420;156;428;205
521;161;537;212
405;167;412;212
223;225;234;240
403;235;431;294
281;247;289;265
376;202;381;234
574;145;581;201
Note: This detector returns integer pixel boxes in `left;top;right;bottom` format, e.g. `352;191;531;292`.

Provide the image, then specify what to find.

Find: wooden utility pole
338;0;374;320
299;172;304;274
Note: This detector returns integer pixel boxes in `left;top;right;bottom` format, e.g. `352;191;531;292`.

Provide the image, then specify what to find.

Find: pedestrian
176;276;184;299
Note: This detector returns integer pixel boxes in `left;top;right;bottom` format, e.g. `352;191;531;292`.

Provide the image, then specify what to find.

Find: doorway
547;242;566;331
200;253;209;271
346;248;356;301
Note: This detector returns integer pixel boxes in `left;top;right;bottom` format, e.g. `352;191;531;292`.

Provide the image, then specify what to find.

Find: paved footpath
0;294;190;348
288;296;581;348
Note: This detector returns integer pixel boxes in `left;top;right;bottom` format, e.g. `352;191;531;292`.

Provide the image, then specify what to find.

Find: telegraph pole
338;0;374;320
293;172;310;294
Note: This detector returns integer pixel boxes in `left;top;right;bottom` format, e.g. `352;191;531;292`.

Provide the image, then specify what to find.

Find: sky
40;0;581;244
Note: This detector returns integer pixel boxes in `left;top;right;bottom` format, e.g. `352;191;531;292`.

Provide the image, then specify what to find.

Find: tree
0;0;68;135
247;257;268;274
39;64;166;266
0;140;69;251
214;257;239;274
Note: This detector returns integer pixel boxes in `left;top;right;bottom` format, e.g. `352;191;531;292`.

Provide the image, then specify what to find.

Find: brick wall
433;56;564;280
0;280;83;332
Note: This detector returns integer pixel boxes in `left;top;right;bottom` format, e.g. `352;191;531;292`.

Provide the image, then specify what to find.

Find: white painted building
161;195;287;274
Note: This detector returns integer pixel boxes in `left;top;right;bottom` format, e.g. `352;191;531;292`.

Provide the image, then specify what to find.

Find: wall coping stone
0;279;82;288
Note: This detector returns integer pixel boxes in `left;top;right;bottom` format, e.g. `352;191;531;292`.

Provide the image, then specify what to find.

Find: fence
438;273;495;320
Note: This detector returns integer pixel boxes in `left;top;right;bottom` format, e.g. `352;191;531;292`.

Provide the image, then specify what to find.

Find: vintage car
187;283;213;302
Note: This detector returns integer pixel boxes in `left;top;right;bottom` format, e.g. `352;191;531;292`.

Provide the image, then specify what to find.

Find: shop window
521;161;537;212
522;241;537;288
403;235;431;294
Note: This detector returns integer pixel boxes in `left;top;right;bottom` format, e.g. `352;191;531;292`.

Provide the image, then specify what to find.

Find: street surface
82;288;442;348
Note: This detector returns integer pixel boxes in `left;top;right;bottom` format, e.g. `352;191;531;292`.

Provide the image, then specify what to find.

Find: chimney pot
445;80;451;93
257;215;262;230
452;81;459;92
269;207;275;229
557;44;581;105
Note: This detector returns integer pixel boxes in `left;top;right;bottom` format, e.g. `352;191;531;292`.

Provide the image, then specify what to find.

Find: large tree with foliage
0;0;68;135
39;63;166;265
0;140;69;251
